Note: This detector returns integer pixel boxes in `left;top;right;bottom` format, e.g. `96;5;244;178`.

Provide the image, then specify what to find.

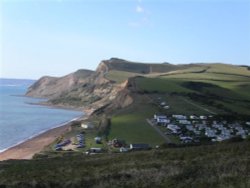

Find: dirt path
146;119;173;144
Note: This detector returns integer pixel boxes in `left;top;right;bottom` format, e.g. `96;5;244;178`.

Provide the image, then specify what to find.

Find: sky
0;0;250;79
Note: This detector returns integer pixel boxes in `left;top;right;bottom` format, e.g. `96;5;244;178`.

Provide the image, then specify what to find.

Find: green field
164;63;250;77
136;77;193;93
134;66;250;116
105;63;250;116
153;94;221;115
108;96;165;146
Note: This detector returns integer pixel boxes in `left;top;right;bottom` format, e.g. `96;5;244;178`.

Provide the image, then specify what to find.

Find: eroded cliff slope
25;58;205;114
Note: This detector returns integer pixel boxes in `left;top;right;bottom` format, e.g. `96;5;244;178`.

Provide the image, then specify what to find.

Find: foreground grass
0;141;250;188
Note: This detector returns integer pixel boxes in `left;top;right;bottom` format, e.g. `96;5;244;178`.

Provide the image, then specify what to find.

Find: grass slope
105;70;140;83
135;65;250;115
1;141;250;188
108;95;165;146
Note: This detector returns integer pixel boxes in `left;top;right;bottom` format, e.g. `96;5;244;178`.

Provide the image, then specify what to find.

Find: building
167;124;180;133
205;128;217;137
199;116;207;120
120;147;129;152
160;102;166;106
157;118;170;125
190;115;198;120
163;105;170;109
89;148;102;153
154;114;170;125
180;136;193;143
154;114;167;120
94;137;102;144
81;122;94;129
179;120;191;124
130;144;150;150
172;115;187;120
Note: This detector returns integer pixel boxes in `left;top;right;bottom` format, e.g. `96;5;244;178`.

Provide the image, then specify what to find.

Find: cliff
26;59;141;114
25;58;207;115
26;69;94;98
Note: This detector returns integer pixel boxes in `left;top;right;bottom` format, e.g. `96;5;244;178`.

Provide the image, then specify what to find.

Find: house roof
130;144;149;148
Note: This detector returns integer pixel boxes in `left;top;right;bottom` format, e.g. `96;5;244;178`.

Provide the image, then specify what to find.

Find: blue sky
1;0;250;79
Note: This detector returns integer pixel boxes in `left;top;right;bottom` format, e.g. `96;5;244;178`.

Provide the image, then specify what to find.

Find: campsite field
108;96;165;146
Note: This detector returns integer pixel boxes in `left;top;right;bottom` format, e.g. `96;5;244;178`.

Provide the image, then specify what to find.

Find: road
146;119;173;144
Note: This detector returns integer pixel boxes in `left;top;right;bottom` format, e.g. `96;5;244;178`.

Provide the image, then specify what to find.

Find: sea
0;78;83;152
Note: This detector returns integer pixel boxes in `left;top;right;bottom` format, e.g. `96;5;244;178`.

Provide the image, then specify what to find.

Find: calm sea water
0;79;83;152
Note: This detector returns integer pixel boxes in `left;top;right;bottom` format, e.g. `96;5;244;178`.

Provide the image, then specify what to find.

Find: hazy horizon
1;0;250;79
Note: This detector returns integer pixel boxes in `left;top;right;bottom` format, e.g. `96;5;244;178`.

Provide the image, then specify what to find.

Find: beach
0;123;72;161
0;80;93;161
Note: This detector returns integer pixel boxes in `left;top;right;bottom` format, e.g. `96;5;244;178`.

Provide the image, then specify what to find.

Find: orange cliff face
24;59;135;115
25;69;94;98
26;57;201;114
25;57;181;99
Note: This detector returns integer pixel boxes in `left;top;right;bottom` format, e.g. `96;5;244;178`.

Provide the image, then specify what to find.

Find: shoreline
15;93;86;112
0;92;94;161
26;100;85;112
0;115;87;161
0;116;82;153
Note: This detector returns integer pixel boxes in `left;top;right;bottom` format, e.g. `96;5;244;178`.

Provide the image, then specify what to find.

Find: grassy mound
0;141;250;188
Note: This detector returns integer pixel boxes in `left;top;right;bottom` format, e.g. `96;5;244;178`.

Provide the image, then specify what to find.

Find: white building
172;115;187;120
154;114;167;120
179;120;191;125
200;116;207;120
167;124;180;133
163;106;170;109
157;118;170;124
160;102;166;106
81;122;94;129
186;125;194;131
190;115;198;120
205;128;217;137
